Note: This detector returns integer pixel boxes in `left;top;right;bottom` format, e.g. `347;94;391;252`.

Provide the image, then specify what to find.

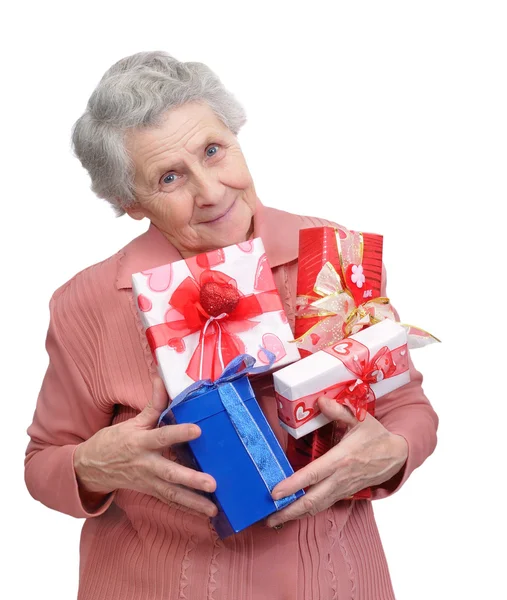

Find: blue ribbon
159;352;296;511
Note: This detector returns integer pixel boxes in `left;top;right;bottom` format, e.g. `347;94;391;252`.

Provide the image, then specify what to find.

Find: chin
212;218;252;246
226;221;252;245
204;233;244;253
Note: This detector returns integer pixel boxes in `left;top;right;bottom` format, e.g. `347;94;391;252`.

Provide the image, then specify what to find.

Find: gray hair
71;51;247;216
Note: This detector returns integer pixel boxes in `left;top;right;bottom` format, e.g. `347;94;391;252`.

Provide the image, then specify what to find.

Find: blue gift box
159;356;304;539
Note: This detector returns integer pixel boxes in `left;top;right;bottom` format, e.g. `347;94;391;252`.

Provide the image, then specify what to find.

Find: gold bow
294;262;395;353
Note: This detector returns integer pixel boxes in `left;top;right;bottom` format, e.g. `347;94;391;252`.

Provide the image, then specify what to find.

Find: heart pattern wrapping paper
132;238;301;399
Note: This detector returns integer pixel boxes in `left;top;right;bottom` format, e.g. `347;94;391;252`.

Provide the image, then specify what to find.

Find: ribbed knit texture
25;204;438;599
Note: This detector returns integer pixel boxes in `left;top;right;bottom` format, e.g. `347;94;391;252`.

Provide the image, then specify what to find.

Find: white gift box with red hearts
132;238;300;399
273;319;411;438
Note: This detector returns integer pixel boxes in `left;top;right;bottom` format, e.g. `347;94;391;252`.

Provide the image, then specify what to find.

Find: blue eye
206;145;219;157
163;173;176;184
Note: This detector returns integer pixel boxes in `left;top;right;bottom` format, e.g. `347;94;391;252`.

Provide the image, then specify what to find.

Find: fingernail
272;490;284;500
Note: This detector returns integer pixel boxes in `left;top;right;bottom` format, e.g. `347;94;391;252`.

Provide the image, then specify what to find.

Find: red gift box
294;226;394;355
288;226;392;499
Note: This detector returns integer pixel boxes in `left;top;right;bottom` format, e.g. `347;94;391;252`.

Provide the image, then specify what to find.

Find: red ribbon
323;339;401;421
277;340;407;429
146;269;282;382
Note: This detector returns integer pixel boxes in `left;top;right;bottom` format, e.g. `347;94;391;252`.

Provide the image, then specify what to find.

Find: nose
192;166;224;208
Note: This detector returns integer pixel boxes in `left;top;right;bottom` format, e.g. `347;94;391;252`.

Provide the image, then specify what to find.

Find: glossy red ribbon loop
332;379;375;422
323;339;403;420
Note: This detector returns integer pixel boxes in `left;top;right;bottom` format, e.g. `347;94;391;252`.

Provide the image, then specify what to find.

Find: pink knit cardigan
25;202;438;600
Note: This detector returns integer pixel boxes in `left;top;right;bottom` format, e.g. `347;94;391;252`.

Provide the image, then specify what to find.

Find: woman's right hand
73;377;218;517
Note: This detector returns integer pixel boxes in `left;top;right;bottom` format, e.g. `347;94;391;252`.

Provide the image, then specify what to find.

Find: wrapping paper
288;225;394;492
159;355;304;538
287;226;437;499
294;226;437;353
274;319;410;438
132;238;300;398
287;227;438;478
295;226;395;355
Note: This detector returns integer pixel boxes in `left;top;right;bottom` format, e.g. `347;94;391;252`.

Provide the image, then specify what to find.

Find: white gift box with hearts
132;238;300;399
273;319;411;438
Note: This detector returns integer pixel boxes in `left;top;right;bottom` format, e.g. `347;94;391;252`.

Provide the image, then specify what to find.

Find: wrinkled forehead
125;102;232;182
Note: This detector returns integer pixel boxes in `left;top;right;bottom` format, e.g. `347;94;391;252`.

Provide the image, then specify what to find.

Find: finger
152;457;216;493
267;477;346;528
271;444;343;499
266;493;322;527
152;480;218;517
135;377;169;429
265;497;309;528
141;422;202;451
317;396;358;428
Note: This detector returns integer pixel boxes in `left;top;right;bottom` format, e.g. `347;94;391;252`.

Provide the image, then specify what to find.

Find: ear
124;202;146;221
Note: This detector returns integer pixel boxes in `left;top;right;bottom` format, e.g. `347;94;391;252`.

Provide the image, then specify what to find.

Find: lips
201;200;235;224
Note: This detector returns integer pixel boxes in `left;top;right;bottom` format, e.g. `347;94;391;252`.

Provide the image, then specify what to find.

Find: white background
2;1;505;598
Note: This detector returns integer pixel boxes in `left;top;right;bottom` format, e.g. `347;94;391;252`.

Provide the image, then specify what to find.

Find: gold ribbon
294;262;396;351
295;261;440;352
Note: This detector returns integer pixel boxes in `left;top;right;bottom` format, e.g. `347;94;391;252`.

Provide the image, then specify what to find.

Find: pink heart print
137;294;152;312
257;333;287;364
167;337;186;353
310;333;321;346
333;340;352;355
142;264;173;292
236;240;254;253
295;402;313;422
254;253;275;291
196;248;226;268
275;392;293;425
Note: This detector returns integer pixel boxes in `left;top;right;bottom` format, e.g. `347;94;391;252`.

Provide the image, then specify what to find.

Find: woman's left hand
266;396;409;528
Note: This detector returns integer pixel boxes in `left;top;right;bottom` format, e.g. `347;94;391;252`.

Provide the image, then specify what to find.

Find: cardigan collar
115;198;301;290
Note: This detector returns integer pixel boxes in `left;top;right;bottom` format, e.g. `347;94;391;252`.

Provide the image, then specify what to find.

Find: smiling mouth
201;201;235;224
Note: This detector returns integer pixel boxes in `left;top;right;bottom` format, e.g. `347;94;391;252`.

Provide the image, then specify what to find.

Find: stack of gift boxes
132;229;437;538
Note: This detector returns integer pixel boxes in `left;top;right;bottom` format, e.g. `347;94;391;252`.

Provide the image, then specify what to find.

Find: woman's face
125;102;257;257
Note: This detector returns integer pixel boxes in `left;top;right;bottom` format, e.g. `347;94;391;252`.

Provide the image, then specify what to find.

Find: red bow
146;269;282;382
324;341;399;421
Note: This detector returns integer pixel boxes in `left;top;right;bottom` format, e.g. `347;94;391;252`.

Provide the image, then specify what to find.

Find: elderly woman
25;51;438;600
